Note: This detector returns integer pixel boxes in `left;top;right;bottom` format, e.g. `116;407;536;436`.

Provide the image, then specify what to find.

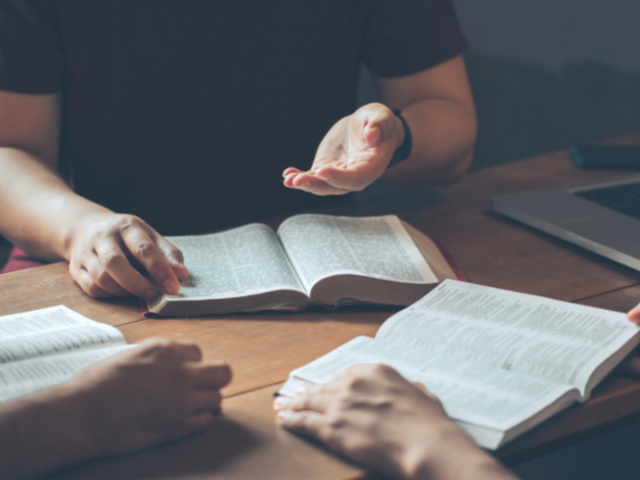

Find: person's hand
621;308;640;377
66;212;189;300
64;338;232;456
273;364;500;480
283;103;404;195
627;305;640;326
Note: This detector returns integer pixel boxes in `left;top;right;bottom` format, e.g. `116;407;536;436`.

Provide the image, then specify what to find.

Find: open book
146;214;458;316
0;306;129;403
280;280;640;450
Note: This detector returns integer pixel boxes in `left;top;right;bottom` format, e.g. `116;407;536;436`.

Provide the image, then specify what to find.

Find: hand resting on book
67;212;189;299
274;364;517;480
0;337;231;479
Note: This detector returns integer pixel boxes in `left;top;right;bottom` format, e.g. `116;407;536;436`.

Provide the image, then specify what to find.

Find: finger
120;227;181;295
94;237;160;300
627;303;640;325
283;167;304;177
186;412;216;429
84;255;131;297
152;235;190;281
276;409;327;439
273;387;331;414
190;390;223;413
188;361;233;389
363;123;382;147
287;172;351;195
171;342;203;362
411;381;429;394
74;267;113;298
366;106;396;143
315;162;381;191
283;172;302;188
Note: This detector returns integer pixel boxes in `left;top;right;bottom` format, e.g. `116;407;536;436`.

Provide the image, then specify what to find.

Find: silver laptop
492;174;640;272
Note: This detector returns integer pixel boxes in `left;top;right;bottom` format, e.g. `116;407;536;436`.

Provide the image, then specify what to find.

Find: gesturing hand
283;103;404;195
273;364;484;480
67;212;189;300
67;338;232;456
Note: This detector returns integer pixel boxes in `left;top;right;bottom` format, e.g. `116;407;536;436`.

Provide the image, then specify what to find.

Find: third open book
280;280;640;449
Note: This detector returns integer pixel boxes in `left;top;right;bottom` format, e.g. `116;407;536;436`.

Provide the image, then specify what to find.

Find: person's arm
282;56;476;195
0;91;187;299
274;364;517;480
0;338;231;480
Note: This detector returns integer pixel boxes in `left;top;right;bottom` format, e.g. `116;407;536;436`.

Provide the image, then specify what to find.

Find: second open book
280;280;640;450
147;214;457;316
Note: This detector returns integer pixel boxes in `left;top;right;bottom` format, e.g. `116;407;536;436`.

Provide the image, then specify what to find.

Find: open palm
283;103;402;195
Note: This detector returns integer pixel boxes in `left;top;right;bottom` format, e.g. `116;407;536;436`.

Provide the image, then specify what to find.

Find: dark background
2;2;640;477
3;0;640;269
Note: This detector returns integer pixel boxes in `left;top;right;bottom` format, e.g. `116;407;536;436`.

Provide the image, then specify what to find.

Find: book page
282;336;574;433
376;280;640;394
277;214;437;291
0;345;130;403
0;306;126;364
168;224;307;299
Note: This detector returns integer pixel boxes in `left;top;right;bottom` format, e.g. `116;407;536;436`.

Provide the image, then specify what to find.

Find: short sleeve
0;0;63;93
361;0;469;78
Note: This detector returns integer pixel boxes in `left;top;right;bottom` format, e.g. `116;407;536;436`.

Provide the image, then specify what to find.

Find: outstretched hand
283;103;404;195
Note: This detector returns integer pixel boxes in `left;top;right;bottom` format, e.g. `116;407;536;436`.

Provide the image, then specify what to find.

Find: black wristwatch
388;109;413;169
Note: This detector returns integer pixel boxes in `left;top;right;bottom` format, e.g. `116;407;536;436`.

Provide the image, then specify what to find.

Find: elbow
434;148;474;186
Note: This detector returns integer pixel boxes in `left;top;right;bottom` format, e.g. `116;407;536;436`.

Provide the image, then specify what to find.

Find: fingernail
273;397;288;410
277;410;291;422
145;288;158;301
295;386;307;395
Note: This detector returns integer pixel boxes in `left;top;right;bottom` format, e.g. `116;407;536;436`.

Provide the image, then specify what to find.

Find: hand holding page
280;281;640;449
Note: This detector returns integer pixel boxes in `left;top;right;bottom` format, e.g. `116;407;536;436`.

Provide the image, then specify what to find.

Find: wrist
402;424;505;480
39;384;102;461
59;203;113;261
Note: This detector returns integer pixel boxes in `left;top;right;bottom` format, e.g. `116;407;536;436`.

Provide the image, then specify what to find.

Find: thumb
365;106;397;147
350;104;395;150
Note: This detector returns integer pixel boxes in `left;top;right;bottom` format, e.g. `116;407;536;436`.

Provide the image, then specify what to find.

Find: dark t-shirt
0;0;468;235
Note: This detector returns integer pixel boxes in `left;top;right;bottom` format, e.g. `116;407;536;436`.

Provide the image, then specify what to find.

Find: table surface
3;135;640;479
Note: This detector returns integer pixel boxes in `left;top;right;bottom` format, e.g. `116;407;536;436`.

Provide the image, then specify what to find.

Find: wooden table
2;135;640;479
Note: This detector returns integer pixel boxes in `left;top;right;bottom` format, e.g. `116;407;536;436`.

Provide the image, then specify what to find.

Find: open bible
0;306;129;403
280;280;640;450
146;214;458;316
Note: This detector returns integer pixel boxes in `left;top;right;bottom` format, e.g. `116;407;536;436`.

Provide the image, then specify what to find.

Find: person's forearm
0;385;97;479
383;98;476;186
0;147;110;261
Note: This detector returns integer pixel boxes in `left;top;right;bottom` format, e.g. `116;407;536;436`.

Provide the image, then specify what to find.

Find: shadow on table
49;414;260;480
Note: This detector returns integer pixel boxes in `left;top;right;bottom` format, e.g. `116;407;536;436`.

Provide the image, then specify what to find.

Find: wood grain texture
0;263;141;327
47;385;377;480
120;308;392;397
5;134;640;478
